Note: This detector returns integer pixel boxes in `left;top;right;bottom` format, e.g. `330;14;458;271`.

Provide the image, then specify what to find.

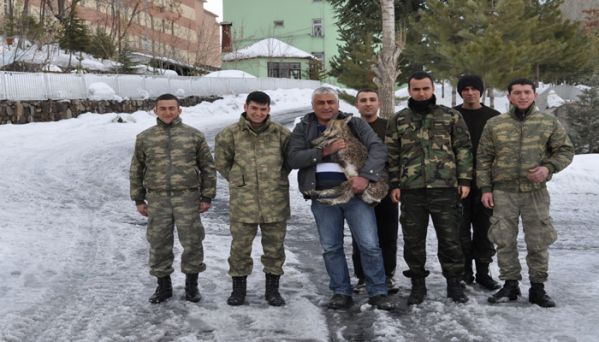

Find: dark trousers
351;194;399;279
459;186;496;266
400;188;464;279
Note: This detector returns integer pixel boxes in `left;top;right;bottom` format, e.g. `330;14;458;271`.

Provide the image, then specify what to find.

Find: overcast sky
204;0;223;20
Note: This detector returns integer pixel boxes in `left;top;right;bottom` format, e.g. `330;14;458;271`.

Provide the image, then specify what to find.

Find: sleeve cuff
480;186;492;193
458;179;471;187
200;197;212;204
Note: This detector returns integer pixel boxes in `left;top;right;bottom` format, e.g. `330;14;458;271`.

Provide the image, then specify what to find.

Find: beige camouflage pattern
146;190;207;277
385;106;473;189
488;189;556;283
130;117;216;202
228;221;287;276
215;115;291;223
477;105;574;193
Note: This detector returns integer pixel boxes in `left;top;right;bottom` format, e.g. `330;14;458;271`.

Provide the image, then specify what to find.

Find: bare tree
372;0;405;118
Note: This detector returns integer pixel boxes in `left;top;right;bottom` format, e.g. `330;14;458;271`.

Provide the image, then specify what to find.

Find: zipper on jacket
166;126;173;192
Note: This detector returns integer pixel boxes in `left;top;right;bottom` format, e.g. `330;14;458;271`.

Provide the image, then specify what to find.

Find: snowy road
1;90;599;342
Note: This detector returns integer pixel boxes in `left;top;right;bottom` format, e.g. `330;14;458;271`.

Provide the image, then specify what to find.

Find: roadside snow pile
546;90;566;108
87;82;122;101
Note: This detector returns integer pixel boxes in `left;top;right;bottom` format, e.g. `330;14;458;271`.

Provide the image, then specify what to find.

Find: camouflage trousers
400;188;464;279
489;188;557;283
146;190;206;277
228;221;287;277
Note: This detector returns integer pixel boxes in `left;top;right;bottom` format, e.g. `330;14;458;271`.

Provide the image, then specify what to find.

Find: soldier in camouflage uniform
130;93;216;304
215;91;290;307
478;78;574;307
385;71;473;305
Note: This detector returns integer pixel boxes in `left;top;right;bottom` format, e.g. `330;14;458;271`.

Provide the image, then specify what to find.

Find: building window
312;52;324;61
312;19;323;37
268;62;301;79
274;20;284;28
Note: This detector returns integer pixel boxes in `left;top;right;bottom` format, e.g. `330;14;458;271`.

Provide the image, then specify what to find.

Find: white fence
0;72;321;101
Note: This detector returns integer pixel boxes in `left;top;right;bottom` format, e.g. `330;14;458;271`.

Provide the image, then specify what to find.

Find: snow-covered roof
223;38;316;61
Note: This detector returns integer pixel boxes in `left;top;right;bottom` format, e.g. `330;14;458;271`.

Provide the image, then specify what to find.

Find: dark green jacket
477;104;574;193
129;117;216;203
386;104;473;189
215;114;291;223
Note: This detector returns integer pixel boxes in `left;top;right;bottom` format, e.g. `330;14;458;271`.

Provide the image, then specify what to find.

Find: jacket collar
240;112;271;133
157;116;182;127
508;102;537;121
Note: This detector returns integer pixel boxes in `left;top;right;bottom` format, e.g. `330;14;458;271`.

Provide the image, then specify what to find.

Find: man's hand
458;185;471;200
481;192;494;209
136;202;148;217
199;201;211;213
322;139;346;157
528;166;549;183
349;176;369;194
390;188;401;203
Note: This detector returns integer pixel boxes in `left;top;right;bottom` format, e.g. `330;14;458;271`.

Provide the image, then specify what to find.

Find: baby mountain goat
309;116;388;205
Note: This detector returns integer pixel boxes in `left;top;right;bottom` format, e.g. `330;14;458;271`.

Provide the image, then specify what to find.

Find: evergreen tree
89;29;116;60
328;0;424;89
407;0;592;92
564;85;599;153
58;12;91;68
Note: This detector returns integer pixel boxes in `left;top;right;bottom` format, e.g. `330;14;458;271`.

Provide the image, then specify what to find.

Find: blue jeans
311;196;387;297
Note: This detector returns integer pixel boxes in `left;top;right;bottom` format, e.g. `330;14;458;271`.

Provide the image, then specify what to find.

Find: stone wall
0;96;221;125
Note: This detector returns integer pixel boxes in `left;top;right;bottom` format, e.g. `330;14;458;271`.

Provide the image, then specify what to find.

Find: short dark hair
246;91;271;105
355;88;378;99
507;78;536;94
408;71;434;88
155;93;180;106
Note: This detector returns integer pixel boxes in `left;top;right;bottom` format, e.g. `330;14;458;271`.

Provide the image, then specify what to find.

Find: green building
222;0;339;83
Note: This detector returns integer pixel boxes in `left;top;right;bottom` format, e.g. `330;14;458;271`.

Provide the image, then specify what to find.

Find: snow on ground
0;85;598;342
203;70;257;78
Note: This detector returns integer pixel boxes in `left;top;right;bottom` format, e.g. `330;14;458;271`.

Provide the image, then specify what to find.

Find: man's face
355;91;379;119
461;86;481;106
244;101;270;126
312;93;339;123
408;78;434;101
154;99;181;124
508;84;537;110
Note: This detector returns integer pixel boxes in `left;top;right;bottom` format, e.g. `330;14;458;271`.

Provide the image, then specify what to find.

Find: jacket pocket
229;164;245;187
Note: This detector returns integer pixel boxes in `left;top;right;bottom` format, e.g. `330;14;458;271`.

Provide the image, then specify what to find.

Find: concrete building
222;0;338;81
1;0;221;73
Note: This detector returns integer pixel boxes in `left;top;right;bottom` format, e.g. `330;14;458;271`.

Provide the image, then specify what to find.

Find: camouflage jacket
286;111;387;197
477;104;574;193
129;117;216;203
385;104;473;190
215;114;291;223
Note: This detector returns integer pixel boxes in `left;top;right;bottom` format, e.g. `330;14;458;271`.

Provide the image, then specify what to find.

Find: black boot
185;273;202;303
475;261;501;290
407;278;427;305
463;259;474;285
529;283;556;308
265;273;285;306
227;276;247;306
447;277;469;303
488;280;521;303
149;275;172;304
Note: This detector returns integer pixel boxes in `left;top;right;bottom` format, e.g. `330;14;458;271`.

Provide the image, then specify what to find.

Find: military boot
529;283;556;308
407;278;427;305
185;273;202;303
447;277;469;303
488;280;521;303
463;259;474;285
227;276;247;306
149;275;172;304
475;261;501;290
265;273;285;306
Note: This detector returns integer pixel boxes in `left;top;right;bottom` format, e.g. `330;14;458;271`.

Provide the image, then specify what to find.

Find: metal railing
0;72;321;101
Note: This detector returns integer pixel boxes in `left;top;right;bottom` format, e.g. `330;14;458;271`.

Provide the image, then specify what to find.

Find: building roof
223;38;316;61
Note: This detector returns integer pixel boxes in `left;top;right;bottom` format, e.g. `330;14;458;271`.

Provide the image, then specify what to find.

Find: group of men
129;71;574;311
